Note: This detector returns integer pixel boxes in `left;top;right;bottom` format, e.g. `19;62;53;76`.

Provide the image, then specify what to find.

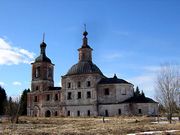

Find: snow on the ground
127;130;180;135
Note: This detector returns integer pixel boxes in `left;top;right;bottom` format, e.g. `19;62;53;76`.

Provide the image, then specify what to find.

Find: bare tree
5;97;20;123
155;63;180;123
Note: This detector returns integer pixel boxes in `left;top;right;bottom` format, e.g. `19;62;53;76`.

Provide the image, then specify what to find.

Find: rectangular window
77;92;81;99
46;94;50;101
87;81;91;87
67;92;72;100
77;81;81;88
67;82;71;88
104;88;109;95
121;88;126;95
87;110;90;116
138;109;142;114
34;96;38;102
118;109;121;115
77;111;80;116
55;94;58;101
105;110;109;117
67;111;70;116
87;91;91;98
35;67;41;78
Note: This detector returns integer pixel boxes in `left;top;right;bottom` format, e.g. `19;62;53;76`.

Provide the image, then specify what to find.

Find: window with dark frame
77;110;80;116
87;91;91;98
67;92;72;100
118;109;121;115
34;96;38;102
36;86;39;90
67;111;70;116
87;110;90;116
104;88;109;95
67;82;71;88
46;94;50;101
35;67;41;78
87;81;91;87
55;94;58;101
105;110;109;117
138;109;142;114
77;92;81;99
77;81;81;88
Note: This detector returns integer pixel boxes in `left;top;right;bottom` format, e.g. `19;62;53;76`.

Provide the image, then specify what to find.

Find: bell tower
31;36;54;92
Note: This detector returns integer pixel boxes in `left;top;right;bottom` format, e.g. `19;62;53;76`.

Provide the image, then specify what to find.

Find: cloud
129;74;156;98
12;81;22;86
142;66;162;73
102;53;122;61
0;81;5;86
0;37;35;65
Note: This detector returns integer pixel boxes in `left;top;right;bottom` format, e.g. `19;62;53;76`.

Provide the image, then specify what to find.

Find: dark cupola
35;35;51;63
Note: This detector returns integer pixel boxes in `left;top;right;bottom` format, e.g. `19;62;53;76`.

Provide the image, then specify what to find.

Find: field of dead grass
0;116;180;135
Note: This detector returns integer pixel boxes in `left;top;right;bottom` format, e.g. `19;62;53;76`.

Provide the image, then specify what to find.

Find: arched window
35;67;40;78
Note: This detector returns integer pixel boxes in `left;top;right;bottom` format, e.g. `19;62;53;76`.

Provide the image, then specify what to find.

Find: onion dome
34;35;52;63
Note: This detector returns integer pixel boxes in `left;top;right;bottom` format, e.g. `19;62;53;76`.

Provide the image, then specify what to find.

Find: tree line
0;86;30;123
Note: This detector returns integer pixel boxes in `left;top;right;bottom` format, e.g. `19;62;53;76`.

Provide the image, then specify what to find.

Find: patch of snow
151;121;169;124
127;130;180;135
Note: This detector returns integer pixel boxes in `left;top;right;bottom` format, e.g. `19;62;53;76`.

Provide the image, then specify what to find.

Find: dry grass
0;116;180;135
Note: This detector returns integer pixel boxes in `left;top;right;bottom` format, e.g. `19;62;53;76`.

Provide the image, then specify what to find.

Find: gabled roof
98;74;131;85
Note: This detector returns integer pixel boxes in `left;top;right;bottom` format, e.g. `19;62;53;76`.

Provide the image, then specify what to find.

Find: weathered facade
27;30;158;117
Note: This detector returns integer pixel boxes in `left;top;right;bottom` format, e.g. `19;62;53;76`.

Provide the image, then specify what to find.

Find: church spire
82;24;89;47
42;32;45;42
40;33;47;55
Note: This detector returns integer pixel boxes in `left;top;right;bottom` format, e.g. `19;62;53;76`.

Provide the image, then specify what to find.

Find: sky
0;0;180;99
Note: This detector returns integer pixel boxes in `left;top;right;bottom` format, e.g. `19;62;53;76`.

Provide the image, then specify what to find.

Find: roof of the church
98;74;131;85
35;42;52;63
35;55;52;63
121;95;157;103
66;61;103;76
